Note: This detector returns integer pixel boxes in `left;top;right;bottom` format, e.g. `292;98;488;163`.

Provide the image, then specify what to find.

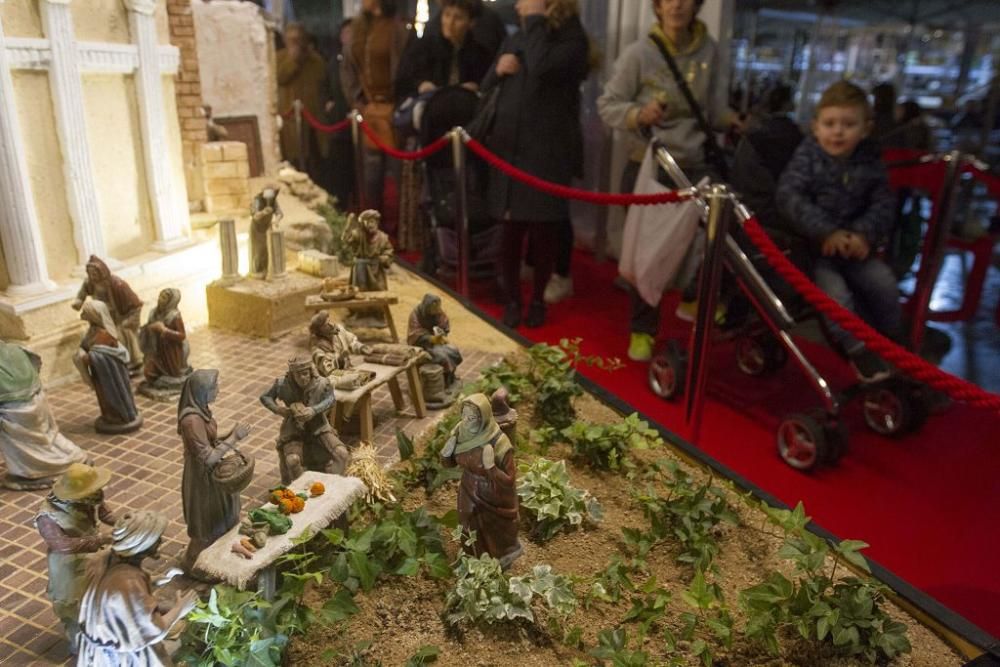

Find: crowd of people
274;0;945;380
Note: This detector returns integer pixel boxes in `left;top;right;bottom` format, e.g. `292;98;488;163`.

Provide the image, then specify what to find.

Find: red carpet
462;250;1000;640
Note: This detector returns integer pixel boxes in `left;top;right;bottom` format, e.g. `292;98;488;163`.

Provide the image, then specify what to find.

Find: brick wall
168;0;208;209
168;0;208;143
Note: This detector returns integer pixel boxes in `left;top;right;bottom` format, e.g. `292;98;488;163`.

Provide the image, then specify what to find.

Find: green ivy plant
587;628;650;666
517;457;603;542
464;359;534;404
176;543;324;667
322;504;455;599
444;550;577;627
633;460;739;572
586;556;637;607
535;413;663;471
395;414;463;496
740;502;911;664
669;569;735;667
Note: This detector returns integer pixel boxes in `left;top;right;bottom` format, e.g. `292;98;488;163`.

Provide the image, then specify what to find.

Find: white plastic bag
618;145;705;307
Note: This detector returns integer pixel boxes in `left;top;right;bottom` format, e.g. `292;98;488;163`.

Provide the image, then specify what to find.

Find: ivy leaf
404;645;440;666
320;589;359;622
395;558;420;576
834;539;872;573
350;551;380;591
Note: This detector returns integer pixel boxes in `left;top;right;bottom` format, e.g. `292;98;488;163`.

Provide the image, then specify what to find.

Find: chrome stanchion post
684;184;734;437
452;127;470;297
909;150;962;351
351;110;367;211
293;99;305;172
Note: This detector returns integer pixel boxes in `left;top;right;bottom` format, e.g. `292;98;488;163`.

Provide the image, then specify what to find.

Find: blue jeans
813;256;903;355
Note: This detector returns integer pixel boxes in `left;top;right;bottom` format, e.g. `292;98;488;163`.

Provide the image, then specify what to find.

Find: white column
0;3;56;295
40;0;107;266
123;0;188;252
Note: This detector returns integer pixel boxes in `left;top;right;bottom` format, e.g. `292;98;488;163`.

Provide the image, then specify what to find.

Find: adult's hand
637;99;666;127
496;54;521;77
843;233;871;261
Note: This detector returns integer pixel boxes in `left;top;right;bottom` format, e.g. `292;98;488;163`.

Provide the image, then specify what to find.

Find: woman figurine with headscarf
177;370;251;572
1;341;88;490
407;293;463;387
74;302;143;434
138;289;191;400
71;256;144;373
441;393;522;569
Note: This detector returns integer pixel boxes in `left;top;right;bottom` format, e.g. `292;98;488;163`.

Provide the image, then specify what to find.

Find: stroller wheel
776;412;828;471
821;417;849;465
862;382;917;437
649;342;685;400
735;334;787;376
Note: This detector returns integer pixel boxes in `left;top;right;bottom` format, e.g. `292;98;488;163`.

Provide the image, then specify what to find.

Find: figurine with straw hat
34;463;116;651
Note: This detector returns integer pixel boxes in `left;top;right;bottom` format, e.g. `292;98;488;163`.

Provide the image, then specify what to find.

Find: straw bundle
347;442;397;503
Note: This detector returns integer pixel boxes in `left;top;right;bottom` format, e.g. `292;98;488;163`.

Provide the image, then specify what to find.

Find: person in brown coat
72;256;144;373
340;0;412;213
278;22;331;179
178;370;251;573
138;288;191;397
441;393;522;569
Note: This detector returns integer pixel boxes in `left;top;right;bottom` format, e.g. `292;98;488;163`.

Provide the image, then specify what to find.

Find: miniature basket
212;444;255;494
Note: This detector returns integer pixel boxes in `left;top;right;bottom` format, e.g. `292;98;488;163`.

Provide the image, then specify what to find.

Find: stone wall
192;0;280;177
202;141;251;213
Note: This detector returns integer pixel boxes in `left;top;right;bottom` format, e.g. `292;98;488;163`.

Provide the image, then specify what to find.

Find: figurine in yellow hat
33;463;116;652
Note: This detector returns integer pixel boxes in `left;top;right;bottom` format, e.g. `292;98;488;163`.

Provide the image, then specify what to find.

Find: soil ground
286;375;963;667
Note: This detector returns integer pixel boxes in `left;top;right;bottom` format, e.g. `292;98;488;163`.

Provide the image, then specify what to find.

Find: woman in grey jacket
598;0;740;362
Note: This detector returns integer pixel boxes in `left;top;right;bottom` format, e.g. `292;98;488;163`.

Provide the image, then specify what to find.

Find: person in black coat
396;0;496;99
423;0;508;62
480;0;589;329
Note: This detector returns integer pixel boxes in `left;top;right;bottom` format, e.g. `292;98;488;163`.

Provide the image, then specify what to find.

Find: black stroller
645;142;932;472
397;86;500;281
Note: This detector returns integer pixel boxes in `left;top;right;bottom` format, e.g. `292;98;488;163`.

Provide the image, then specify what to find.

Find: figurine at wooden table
309;311;371;374
407;293;463;388
260;356;350;484
0;340;89;490
74;301;143;434
138;288;192;400
341;209;393;328
249;185;284;279
178;369;253;573
34;463;116;651
76;510;198;666
71;256;143;374
441;393;522;569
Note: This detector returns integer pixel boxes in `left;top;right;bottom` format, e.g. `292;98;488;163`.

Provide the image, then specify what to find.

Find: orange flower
291;497;306;513
278;498;295;515
310;482;325;497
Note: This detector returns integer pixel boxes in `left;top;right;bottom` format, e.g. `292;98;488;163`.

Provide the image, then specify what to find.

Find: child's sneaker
543;274;574;304
628;333;655;362
849;348;893;384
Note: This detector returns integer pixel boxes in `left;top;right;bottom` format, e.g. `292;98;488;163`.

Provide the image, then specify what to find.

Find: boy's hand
821;231;852;257
842;233;871;260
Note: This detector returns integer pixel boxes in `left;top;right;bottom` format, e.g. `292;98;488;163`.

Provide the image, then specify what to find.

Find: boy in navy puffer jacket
777;81;902;382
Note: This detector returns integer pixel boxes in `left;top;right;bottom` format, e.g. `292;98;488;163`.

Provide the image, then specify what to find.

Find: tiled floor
0;327;500;666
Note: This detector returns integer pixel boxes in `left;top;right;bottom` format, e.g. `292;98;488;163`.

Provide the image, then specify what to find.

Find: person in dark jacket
326;19;356;208
777;81;902;383
482;0;589;329
396;0;495;99
732;83;804;236
424;0;508;61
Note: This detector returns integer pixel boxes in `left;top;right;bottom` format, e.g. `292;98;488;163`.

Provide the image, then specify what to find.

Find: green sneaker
628;333;655;362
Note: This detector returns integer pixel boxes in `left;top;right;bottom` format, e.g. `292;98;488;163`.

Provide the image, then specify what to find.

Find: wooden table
330;355;427;442
190;472;367;598
305;292;401;343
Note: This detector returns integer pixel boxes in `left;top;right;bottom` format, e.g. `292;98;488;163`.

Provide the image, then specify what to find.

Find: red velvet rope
300;108;351;135
742;216;1000;411
358;120;451;160
464;137;691;206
